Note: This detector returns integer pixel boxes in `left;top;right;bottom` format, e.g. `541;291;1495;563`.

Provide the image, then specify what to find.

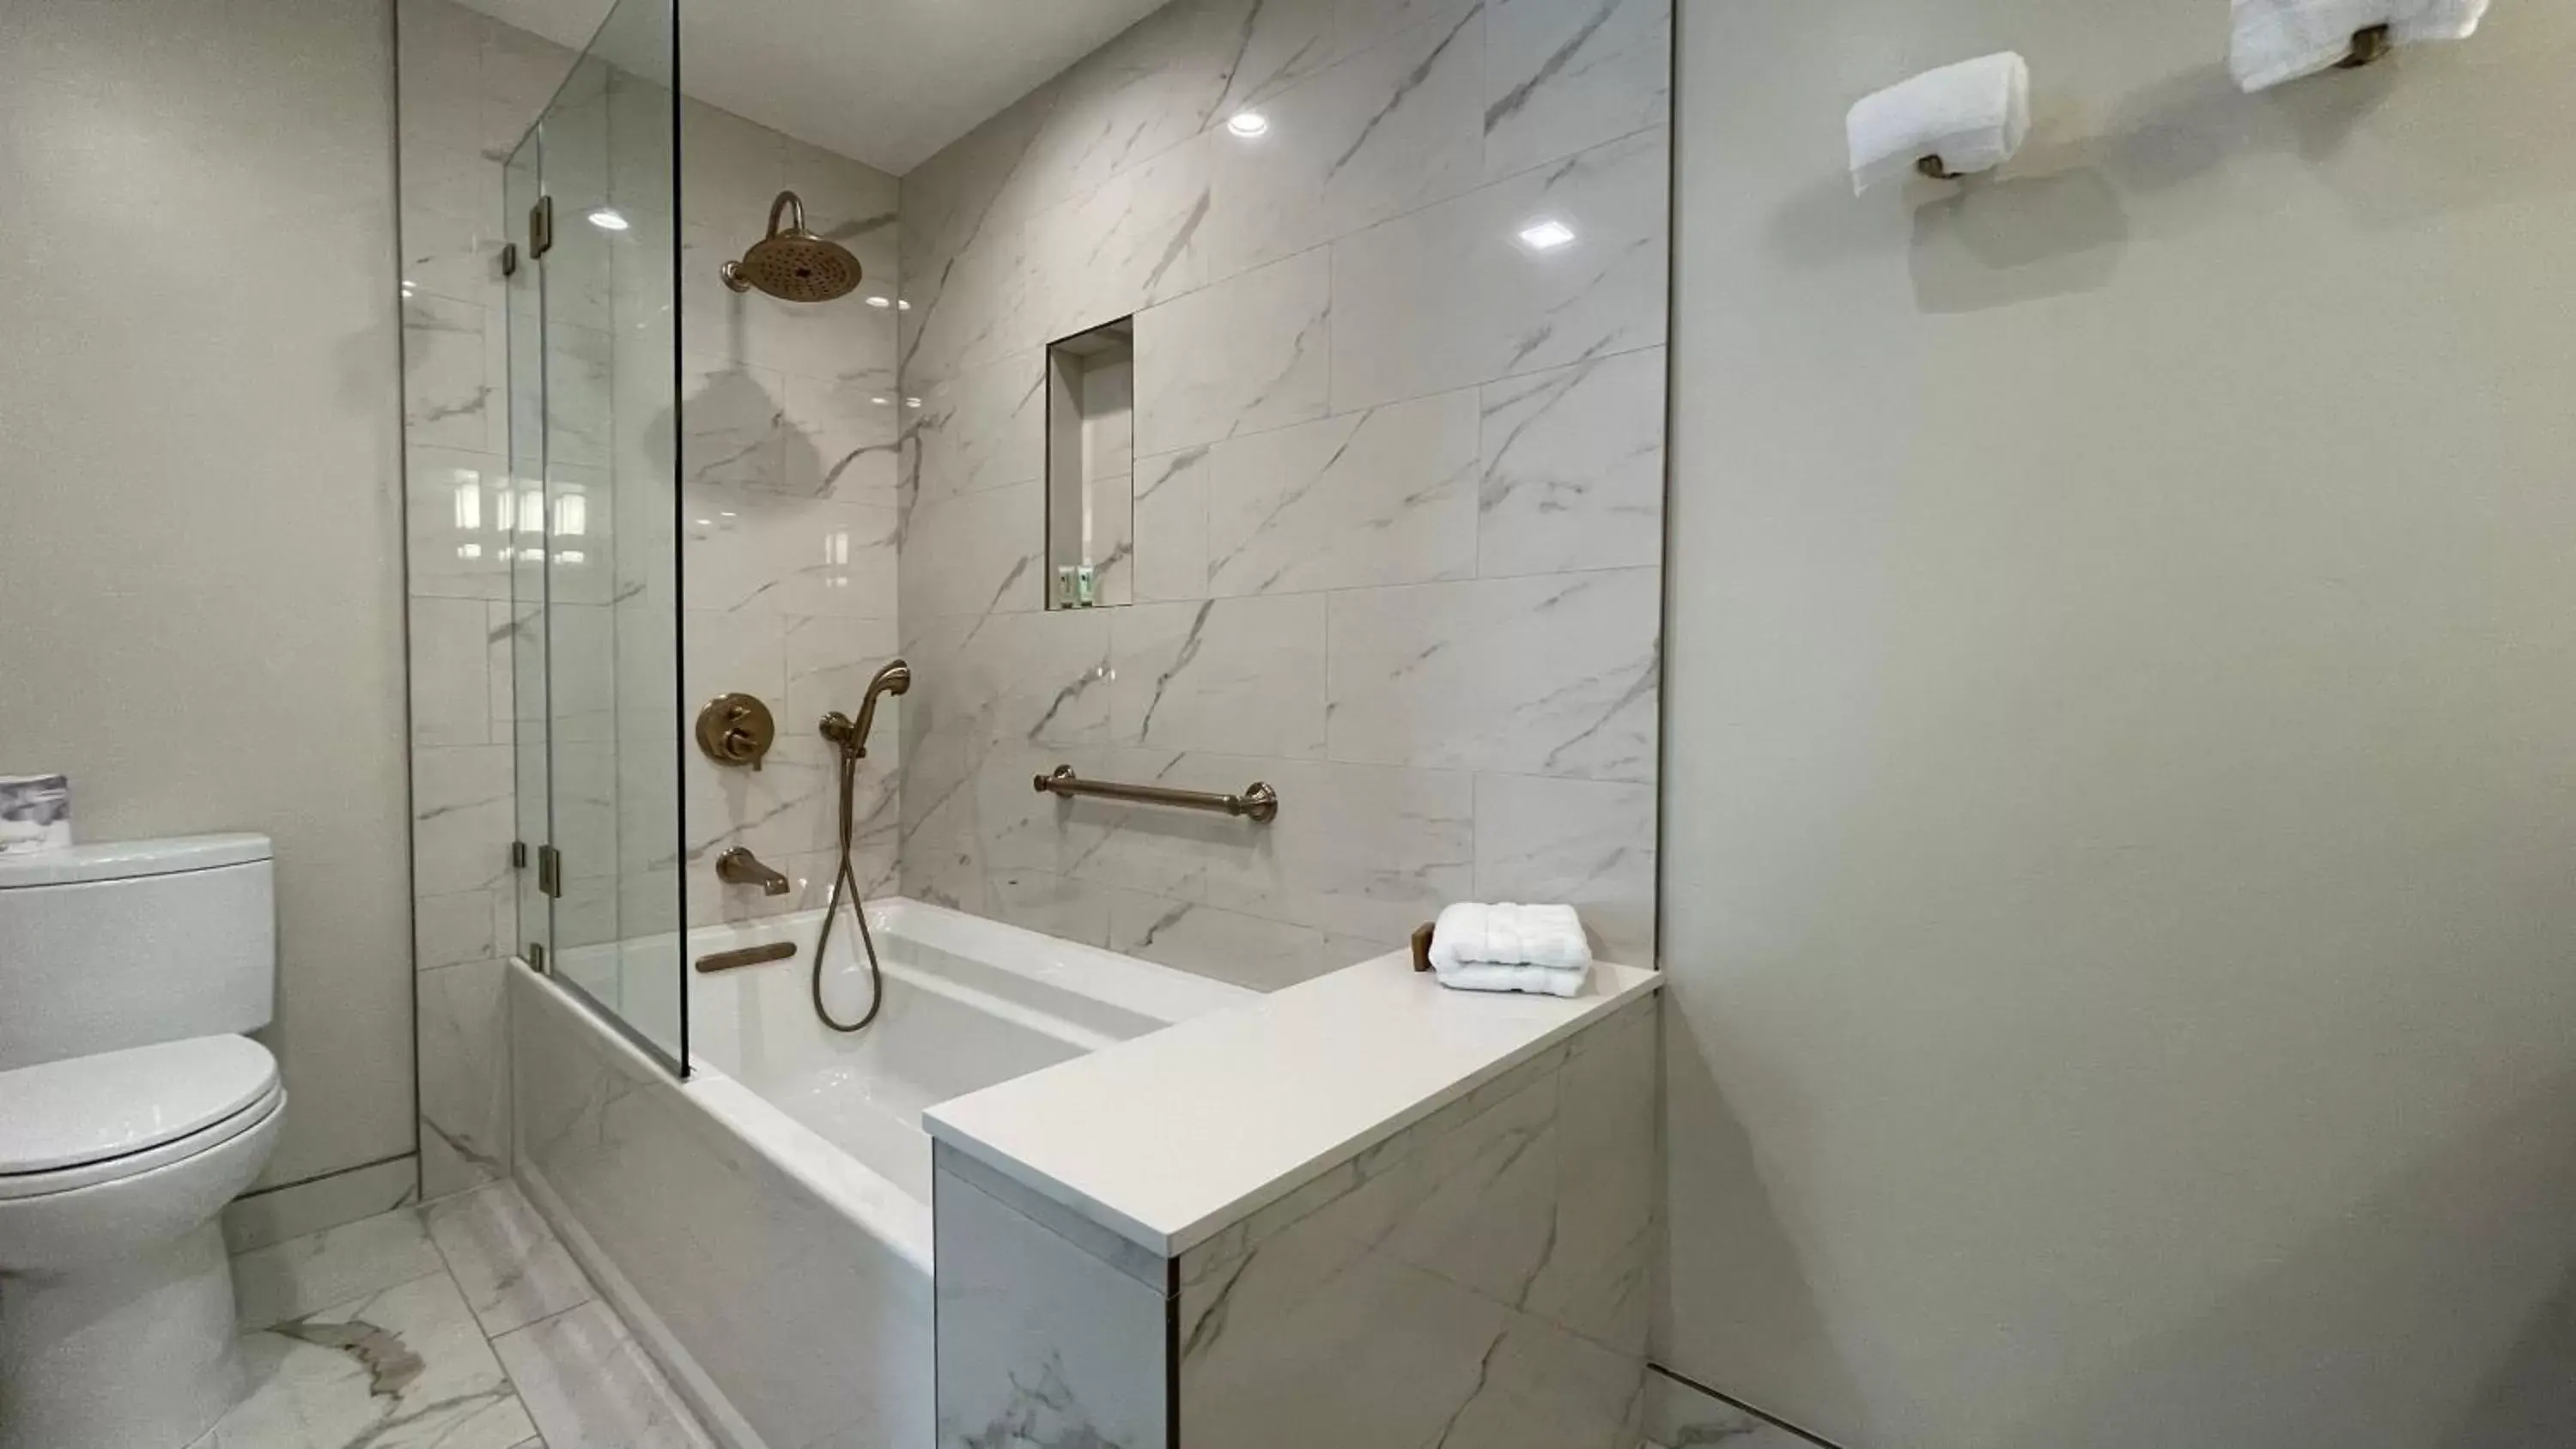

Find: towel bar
1031;764;1279;822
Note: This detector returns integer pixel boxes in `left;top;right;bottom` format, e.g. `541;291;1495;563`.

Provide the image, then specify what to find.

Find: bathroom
3;0;2572;1445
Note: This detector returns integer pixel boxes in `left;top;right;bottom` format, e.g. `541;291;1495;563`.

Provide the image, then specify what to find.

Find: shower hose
811;734;885;1033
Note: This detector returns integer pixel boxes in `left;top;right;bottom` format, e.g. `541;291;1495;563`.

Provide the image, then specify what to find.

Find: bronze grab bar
694;941;797;973
1032;764;1279;822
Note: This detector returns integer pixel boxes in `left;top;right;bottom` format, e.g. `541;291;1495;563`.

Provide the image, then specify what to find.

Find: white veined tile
1133;446;1213;602
1329;127;1668;411
422;1179;597;1338
784;370;902;505
1133;248;1331;458
412;597;498;748
900;225;1030;383
404;294;495;453
1472;772;1657;967
411;744;517;896
908;355;1047;508
1027;135;1212;342
1201;3;1485;280
683;488;899;620
1483;0;1672;180
900;478;1045;619
1205;389;1481;597
1107;889;1334;992
493;1299;716;1449
1109;596;1328;759
1326;569;1661;780
229;1207;449;1331
210;1270;536;1449
679;354;787;492
1477;347;1667;577
419;958;512;1197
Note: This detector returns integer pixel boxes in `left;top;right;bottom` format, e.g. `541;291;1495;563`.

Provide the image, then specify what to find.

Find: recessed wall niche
1044;317;1133;609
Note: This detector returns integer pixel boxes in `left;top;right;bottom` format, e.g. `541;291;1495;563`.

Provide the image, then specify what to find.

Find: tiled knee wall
934;994;1659;1447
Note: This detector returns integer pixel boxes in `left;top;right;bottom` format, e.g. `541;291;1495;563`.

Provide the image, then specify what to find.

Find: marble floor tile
423;1179;598;1338
204;1270;535;1449
493;1300;716;1449
231;1206;451;1331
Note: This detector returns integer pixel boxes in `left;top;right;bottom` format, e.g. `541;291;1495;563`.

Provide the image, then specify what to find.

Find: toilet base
0;1220;243;1449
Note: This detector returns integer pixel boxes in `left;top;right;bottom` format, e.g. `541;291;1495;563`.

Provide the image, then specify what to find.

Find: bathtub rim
517;896;1261;1282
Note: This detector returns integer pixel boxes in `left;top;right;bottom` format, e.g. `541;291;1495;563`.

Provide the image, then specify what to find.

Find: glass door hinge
538;845;563;899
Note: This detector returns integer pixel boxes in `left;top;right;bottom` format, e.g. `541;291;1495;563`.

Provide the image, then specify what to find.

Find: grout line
233;1149;419;1201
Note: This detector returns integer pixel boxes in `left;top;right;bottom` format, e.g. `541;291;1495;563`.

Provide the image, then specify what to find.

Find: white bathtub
513;898;1252;1449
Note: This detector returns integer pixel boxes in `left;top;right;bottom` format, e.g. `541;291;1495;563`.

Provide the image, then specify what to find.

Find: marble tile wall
673;97;908;933
399;0;569;1203
895;0;1671;988
510;959;933;1449
931;994;1661;1449
398;0;907;1197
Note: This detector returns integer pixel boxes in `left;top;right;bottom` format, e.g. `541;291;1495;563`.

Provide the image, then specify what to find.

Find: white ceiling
459;0;1170;174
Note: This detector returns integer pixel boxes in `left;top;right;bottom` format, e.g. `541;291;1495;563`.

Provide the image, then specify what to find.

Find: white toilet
0;834;287;1449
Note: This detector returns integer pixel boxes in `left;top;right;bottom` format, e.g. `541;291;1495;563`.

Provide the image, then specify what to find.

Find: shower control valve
696;692;777;771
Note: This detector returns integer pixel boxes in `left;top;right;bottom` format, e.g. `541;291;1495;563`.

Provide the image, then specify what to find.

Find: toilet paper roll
0;773;72;856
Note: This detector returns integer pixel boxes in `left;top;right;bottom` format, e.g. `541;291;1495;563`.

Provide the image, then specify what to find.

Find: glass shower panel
509;0;686;1073
504;128;550;969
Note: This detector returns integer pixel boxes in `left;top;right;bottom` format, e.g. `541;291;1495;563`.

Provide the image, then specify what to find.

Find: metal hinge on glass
537;845;563;900
528;196;554;261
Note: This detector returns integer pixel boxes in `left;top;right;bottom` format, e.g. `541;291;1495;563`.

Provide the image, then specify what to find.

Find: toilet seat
0;1036;282;1199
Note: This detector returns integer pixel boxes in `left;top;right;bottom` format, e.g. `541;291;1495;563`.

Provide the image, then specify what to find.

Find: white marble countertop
922;951;1662;1257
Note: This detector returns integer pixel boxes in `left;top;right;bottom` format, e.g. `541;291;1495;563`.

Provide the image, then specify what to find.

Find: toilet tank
0;834;276;1072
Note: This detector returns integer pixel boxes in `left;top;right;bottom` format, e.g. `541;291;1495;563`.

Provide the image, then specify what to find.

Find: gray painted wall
1661;0;2576;1445
0;0;412;1189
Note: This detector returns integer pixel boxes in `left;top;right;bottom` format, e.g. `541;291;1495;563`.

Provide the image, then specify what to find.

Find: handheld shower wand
811;660;910;1033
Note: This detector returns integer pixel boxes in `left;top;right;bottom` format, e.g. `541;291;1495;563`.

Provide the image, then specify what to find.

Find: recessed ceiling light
586;208;629;232
1226;111;1271;138
1518;219;1576;251
865;295;890;308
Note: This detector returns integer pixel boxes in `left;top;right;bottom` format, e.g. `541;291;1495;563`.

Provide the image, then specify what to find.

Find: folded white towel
1846;52;2031;195
1428;902;1591;973
1434;961;1591;999
2230;0;2489;93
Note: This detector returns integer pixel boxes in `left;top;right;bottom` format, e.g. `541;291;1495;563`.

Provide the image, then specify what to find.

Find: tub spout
716;846;792;896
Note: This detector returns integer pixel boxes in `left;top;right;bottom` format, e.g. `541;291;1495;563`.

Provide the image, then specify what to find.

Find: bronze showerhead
720;191;860;303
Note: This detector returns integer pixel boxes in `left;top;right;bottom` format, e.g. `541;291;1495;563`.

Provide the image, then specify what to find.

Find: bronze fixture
818;659;909;760
2336;22;2394;69
810;658;911;1034
715;846;791;896
696;693;777;770
1915;155;1963;181
695;940;798;973
1032;764;1279;822
721;191;862;302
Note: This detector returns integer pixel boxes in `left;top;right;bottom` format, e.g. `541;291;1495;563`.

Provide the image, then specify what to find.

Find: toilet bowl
0;1037;286;1449
0;836;284;1449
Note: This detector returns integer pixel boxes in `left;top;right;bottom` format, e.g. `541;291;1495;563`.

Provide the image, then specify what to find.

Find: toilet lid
0;1036;280;1175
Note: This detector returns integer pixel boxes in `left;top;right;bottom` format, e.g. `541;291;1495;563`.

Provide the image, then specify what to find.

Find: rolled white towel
1434;961;1591;999
2230;0;2490;93
1427;902;1591;973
